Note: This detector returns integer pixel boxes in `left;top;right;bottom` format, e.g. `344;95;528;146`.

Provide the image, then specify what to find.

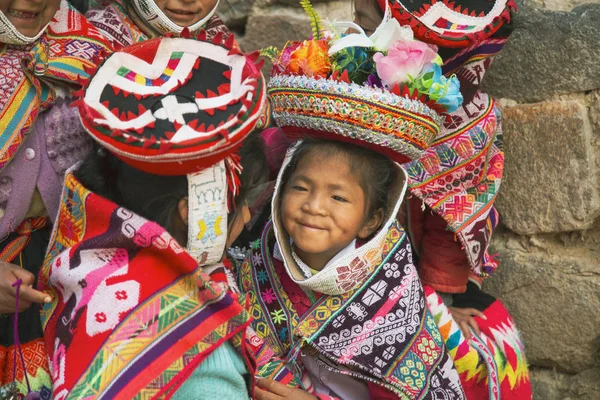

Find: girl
239;3;466;398
0;0;110;395
354;1;532;398
246;140;464;399
85;0;228;50
37;35;270;398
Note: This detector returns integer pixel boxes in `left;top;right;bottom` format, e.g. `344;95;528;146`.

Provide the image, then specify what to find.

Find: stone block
482;3;600;103
218;0;252;28
239;11;313;52
531;368;600;400
530;0;600;12
484;229;600;373
496;100;599;235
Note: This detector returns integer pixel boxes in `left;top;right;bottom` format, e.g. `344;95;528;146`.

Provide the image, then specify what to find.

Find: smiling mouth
7;9;40;19
299;222;325;231
166;8;198;16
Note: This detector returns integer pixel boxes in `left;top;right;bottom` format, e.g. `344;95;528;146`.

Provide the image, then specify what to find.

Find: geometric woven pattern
240;221;466;398
39;172;250;399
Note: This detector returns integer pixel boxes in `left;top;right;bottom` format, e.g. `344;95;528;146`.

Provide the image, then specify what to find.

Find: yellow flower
288;40;331;78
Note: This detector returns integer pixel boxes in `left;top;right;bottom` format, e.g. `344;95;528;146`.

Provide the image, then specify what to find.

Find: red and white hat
75;31;269;176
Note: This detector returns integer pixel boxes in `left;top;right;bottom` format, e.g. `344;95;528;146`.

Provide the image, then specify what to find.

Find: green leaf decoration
300;0;323;40
260;46;280;62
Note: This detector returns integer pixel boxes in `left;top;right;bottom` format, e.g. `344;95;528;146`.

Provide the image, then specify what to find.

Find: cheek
41;0;61;24
0;0;10;13
152;0;168;13
280;195;294;221
335;206;366;234
200;0;218;9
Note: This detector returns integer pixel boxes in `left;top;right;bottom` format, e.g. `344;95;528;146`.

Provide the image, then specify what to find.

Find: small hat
76;31;269;176
379;0;517;48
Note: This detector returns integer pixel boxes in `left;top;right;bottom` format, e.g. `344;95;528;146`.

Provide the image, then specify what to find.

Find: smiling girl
237;3;470;397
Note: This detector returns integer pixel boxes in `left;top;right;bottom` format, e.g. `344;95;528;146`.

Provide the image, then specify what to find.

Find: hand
448;306;487;341
0;261;51;314
254;378;319;400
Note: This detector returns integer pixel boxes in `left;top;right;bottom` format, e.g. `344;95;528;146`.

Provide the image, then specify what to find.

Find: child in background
85;0;228;49
37;35;269;398
354;1;532;398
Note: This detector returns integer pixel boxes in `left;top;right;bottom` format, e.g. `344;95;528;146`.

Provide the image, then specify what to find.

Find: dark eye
292;185;307;192
332;195;348;203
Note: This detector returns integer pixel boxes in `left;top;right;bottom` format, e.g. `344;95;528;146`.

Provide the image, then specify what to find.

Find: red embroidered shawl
38;172;251;399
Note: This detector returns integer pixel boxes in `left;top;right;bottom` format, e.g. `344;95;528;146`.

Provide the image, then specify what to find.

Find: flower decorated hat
76;31;269;266
264;1;462;164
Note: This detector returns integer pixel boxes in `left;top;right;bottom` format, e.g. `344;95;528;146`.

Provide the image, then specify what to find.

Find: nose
301;192;327;216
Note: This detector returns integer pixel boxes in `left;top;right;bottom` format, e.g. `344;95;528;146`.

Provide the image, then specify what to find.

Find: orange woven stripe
0;217;48;263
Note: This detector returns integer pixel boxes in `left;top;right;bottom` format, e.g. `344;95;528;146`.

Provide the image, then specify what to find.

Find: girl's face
281;151;382;271
0;0;60;37
153;0;217;27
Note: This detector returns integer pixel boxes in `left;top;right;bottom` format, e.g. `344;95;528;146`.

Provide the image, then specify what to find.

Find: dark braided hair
75;131;269;246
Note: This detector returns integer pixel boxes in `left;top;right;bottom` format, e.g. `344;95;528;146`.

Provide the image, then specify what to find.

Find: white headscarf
130;0;220;36
0;11;49;45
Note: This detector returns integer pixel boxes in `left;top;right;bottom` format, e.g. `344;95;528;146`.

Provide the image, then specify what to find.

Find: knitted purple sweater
0;93;92;240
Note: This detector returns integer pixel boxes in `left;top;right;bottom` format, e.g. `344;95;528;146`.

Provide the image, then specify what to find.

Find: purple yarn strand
12;279;32;394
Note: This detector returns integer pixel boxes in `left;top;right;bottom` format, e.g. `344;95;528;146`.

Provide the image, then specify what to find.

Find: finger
468;317;481;337
459;321;471;340
254;387;283;400
18;285;51;305
255;379;290;396
9;268;36;287
463;308;487;320
474;310;487;320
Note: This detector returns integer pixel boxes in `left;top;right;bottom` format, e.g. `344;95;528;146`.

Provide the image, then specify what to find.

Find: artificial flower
409;63;441;98
288;39;331;78
327;18;414;56
366;74;383;88
331;45;376;84
273;41;301;74
414;63;463;112
435;75;462;112
373;40;438;87
370;17;414;52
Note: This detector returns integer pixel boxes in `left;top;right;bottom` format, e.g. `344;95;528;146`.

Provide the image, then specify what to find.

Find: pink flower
373;41;438;87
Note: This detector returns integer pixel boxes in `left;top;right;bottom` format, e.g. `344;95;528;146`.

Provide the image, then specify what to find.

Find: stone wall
217;0;600;398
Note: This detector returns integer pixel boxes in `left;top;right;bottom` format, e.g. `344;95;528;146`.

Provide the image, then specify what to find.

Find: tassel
225;154;243;212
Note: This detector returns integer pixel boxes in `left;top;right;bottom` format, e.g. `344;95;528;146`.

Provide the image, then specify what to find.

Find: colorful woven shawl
37;171;251;399
425;286;532;400
364;0;517;277
239;221;466;399
404;94;503;277
0;0;111;172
